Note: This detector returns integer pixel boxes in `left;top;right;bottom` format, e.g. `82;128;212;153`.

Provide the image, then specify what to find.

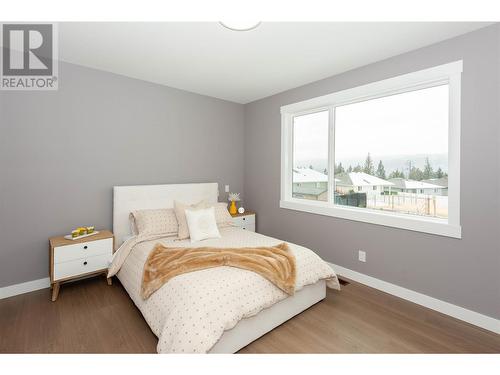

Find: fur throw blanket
141;243;296;299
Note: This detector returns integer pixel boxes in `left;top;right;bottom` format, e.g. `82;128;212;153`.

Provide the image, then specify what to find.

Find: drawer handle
83;261;88;266
83;245;88;250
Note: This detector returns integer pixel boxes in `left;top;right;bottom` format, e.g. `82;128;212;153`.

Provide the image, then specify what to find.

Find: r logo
2;24;53;76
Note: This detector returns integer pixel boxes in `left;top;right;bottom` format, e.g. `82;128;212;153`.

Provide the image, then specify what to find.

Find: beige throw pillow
212;202;234;228
130;208;178;237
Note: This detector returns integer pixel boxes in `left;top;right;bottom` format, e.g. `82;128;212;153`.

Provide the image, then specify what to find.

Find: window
292;110;329;202
281;61;462;238
335;84;448;218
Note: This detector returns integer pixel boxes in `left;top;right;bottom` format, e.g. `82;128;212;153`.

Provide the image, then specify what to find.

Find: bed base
209;280;326;353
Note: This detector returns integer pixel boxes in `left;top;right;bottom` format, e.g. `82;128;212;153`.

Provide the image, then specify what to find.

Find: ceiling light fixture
219;21;261;32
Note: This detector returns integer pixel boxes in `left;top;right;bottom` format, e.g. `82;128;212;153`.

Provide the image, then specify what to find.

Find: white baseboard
0;277;50;300
328;263;500;334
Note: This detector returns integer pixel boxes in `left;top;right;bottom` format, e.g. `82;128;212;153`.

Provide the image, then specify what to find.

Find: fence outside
367;192;448;218
335;192;367;208
293;189;449;219
335;191;448;218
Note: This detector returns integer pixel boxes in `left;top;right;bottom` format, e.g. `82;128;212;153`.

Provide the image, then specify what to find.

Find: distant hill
295;153;448;175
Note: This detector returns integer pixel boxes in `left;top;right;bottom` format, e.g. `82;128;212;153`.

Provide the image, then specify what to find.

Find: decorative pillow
174;200;208;239
184;207;221;243
212;202;234;228
130;208;178;237
129;213;139;235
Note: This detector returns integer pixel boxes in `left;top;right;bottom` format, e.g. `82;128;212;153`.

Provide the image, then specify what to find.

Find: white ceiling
58;22;490;104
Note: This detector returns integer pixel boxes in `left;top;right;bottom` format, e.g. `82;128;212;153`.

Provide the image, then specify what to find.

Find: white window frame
280;61;462;238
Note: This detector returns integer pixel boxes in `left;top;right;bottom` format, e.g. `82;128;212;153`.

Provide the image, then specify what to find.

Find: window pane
334;85;449;219
292;110;329;201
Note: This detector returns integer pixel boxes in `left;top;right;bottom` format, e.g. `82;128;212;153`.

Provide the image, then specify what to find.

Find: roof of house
292;168;329;183
422;177;448;188
336;172;394;187
389;178;443;189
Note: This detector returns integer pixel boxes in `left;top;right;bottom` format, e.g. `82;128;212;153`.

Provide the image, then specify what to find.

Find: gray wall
0;62;245;287
244;24;500;318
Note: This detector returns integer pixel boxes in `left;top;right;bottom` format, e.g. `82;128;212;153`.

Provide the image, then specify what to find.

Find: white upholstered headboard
113;182;219;248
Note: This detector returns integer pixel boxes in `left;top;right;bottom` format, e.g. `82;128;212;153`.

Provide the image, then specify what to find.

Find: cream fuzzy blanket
141;243;296;299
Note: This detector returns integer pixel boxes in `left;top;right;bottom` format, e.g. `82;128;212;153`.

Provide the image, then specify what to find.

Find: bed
111;182;339;353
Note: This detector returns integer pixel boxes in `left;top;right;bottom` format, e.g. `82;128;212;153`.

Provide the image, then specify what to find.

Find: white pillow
174;200;208;239
184;207;221;243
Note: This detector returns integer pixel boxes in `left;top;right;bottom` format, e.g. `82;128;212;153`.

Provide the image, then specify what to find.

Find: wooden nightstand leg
107;277;112;286
51;283;60;302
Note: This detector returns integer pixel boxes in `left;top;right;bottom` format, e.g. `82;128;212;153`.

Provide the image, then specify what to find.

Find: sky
293;110;329;164
293;84;449;166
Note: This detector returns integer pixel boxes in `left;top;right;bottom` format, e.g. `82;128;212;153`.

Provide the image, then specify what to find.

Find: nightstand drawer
53;253;111;281
232;214;256;232
232;215;255;227
240;222;256;232
54;238;113;264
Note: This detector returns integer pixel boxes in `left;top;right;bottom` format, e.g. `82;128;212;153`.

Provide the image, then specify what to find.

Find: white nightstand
231;211;256;232
49;230;114;301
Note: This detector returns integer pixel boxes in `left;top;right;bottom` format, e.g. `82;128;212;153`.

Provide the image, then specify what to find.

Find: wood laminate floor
0;276;498;353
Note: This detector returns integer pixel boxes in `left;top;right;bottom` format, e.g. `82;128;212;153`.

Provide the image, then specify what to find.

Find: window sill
279;199;461;239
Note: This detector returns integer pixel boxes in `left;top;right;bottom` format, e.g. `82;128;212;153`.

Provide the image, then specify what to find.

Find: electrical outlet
225;185;230;193
358;250;366;263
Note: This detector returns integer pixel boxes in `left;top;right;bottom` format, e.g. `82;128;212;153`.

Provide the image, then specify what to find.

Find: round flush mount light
219;21;261;31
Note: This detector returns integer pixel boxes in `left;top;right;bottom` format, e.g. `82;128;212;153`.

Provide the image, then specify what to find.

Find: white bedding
109;227;340;353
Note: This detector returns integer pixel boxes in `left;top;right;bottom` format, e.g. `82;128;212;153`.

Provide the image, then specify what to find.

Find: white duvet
108;227;340;353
